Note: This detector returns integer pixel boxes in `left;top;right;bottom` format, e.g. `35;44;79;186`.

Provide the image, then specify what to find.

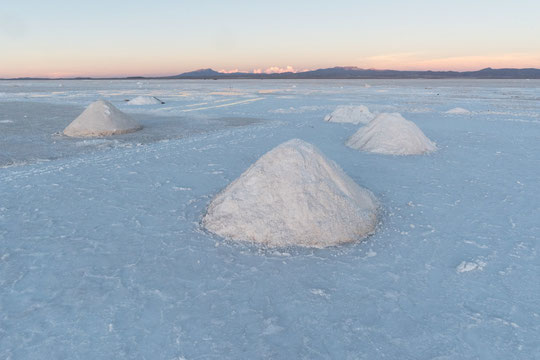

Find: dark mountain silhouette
166;67;540;79
166;68;222;79
3;67;540;80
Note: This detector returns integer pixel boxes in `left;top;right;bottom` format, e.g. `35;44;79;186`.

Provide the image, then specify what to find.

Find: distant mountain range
3;67;540;80
164;67;540;79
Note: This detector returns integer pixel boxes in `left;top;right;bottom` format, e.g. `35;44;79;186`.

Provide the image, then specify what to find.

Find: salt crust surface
127;96;163;105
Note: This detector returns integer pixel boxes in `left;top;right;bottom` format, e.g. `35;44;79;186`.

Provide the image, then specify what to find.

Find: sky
1;0;539;78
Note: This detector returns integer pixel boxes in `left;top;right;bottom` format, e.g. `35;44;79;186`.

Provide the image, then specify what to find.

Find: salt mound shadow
324;105;375;125
346;113;436;155
203;139;379;248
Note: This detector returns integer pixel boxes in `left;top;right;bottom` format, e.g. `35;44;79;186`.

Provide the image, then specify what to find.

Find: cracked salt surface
1;79;539;359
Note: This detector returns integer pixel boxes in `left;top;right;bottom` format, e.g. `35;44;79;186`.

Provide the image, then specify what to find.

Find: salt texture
63;100;142;137
346;112;437;155
324;105;375;124
445;107;471;114
127;96;164;105
203;139;378;248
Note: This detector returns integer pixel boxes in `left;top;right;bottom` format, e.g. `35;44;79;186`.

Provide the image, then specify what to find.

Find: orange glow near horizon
1;53;539;78
354;53;540;72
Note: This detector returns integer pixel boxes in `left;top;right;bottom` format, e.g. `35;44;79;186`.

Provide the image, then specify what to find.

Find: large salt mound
202;139;379;248
324;105;375;125
445;107;471;114
63;100;142;137
127;96;164;105
346;113;437;155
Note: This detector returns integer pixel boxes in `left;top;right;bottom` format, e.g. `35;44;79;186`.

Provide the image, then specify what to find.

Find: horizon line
2;66;540;80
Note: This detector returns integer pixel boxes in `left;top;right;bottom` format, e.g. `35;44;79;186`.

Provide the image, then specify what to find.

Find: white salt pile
202;139;379;248
324;105;375;125
445;107;471;114
63;100;142;137
127;96;164;105
346;113;437;155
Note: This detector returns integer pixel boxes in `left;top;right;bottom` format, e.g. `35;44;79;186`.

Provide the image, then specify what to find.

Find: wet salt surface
0;79;539;359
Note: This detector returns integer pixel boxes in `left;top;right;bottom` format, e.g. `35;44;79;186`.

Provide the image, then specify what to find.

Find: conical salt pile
346;113;436;155
203;139;379;248
324;105;375;125
63;100;142;137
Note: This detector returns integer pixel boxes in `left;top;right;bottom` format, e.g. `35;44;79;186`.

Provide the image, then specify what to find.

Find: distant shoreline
2;77;539;81
2;67;540;81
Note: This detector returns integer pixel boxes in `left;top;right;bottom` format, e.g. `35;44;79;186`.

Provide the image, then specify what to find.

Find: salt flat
1;79;539;359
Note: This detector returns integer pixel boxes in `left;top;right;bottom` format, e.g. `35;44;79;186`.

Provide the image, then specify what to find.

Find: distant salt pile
346;113;437;155
127;96;164;105
445;107;471;114
63;100;142;137
324;105;375;125
202;139;378;248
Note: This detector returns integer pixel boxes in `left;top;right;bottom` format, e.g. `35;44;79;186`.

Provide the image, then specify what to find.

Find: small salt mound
202;139;378;248
324;105;375;125
445;107;471;114
127;96;164;105
346;113;437;155
63;100;142;137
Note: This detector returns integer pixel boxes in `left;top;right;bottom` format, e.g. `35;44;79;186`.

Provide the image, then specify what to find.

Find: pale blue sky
1;0;539;77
